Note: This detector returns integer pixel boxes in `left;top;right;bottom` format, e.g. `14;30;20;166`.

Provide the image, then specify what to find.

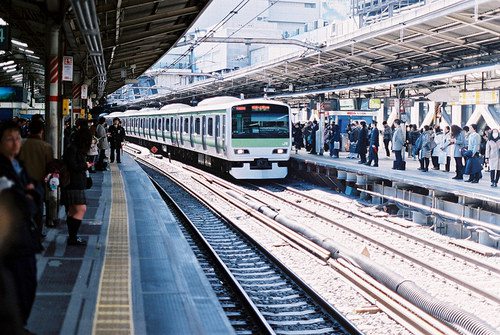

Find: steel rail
177;165;458;335
137;158;275;335
277;183;500;275
248;182;500;306
133;155;360;335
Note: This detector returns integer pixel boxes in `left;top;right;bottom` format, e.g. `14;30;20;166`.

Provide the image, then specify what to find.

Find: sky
189;0;351;32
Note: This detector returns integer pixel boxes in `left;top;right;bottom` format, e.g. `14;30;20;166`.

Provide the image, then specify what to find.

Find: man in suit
109;117;126;163
366;121;380;167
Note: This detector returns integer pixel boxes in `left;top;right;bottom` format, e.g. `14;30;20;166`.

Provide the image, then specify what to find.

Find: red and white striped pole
48;27;60;158
46;26;60;226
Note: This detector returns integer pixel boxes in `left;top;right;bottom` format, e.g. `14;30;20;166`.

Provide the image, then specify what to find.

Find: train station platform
27;155;234;334
290;150;500;248
291;150;500;201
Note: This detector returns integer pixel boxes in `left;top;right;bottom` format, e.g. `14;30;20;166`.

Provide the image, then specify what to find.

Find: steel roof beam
407;26;468;46
103;6;199;31
102;24;186;48
447;13;500;36
96;0;186;14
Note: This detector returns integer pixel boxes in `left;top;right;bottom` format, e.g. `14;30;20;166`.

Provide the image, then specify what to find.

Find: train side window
183;117;189;133
207;117;213;136
158;118;162;130
195;118;201;134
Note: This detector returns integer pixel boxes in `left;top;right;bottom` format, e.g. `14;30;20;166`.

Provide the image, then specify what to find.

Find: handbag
333;141;340;150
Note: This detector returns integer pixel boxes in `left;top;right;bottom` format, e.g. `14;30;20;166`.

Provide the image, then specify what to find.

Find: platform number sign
0;26;11;51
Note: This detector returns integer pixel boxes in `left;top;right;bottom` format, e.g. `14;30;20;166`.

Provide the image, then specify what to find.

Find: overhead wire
167;0;251;69
188;0;281;71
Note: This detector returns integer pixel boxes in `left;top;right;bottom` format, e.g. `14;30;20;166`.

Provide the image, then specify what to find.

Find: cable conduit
226;190;497;335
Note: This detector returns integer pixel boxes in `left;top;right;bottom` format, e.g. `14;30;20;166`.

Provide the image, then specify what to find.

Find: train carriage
107;97;291;179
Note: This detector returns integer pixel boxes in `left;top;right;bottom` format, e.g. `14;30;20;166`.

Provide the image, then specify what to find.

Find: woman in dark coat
0;121;41;331
329;124;341;158
63;126;93;246
357;121;368;163
292;123;303;153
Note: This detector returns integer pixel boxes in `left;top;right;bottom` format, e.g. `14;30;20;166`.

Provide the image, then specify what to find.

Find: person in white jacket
485;129;500;187
431;126;447;170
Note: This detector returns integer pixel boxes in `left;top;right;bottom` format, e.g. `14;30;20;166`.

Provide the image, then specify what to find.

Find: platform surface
28;154;234;334
292;150;500;203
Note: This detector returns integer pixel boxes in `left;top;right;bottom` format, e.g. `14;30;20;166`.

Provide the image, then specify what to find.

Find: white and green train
108;97;291;179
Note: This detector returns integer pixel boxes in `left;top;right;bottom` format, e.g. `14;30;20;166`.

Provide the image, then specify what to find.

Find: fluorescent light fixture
6;68;16;73
3;64;16;70
27;54;40;60
24;49;34;54
0;18;7;25
0;60;14;67
11;39;28;48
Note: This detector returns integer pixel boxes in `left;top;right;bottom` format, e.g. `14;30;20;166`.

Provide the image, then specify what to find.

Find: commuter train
106;97;292;179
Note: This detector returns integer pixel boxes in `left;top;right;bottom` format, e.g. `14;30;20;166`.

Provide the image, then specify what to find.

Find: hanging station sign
459;90;500;105
62;56;73;81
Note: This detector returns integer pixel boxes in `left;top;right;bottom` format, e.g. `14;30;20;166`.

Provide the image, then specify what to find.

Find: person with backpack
62;125;93;246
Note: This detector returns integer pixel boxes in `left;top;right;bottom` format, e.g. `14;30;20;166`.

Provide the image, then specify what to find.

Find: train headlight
272;149;287;154
234;149;249;154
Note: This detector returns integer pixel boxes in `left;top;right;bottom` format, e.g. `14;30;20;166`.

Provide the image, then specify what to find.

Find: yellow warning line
93;164;133;335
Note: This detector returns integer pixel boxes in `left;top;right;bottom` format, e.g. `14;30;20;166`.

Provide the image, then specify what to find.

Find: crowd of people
0;115;125;334
292;119;500;187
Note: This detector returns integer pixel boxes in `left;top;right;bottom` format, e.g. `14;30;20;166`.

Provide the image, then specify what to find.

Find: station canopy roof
139;0;500;106
0;0;211;99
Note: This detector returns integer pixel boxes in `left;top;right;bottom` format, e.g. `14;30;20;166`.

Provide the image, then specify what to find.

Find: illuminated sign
368;99;381;109
251;105;270;111
235;106;246;111
339;99;355;110
459;90;499;105
0;87;16;102
62;56;73;81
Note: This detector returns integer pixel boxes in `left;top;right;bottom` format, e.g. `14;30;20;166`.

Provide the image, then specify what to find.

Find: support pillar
47;26;60;158
46;26;60;225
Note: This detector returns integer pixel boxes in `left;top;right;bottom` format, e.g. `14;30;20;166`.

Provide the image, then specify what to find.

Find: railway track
138;160;360;335
124;145;498;335
240;181;500;305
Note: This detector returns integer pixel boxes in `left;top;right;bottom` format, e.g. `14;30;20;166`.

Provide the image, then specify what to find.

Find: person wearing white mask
485;129;500;187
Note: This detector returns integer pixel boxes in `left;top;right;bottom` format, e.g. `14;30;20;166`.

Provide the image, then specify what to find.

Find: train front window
231;104;289;138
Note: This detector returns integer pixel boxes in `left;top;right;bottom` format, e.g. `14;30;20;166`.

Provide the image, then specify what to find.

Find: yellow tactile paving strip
93;164;133;335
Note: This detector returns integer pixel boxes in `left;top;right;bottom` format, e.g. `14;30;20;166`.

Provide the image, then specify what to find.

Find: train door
170;117;177;144
180;117;185;146
174;117;179;146
160;117;167;142
190;115;194;147
221;115;226;153
202;116;207;150
215;115;221;154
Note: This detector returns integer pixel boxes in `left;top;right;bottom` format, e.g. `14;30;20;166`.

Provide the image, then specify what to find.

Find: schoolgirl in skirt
62;121;93;246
